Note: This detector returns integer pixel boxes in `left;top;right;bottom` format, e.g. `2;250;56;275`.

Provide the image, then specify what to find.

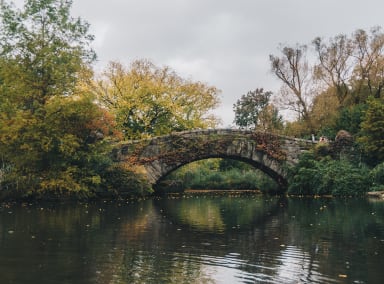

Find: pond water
1;192;384;284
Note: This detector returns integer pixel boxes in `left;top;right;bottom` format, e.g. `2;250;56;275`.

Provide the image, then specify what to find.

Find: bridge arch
153;153;286;189
113;129;314;190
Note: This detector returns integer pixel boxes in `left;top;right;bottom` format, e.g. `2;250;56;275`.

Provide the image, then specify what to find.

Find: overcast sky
12;0;384;126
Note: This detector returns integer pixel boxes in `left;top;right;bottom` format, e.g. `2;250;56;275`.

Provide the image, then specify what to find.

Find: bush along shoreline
287;132;384;197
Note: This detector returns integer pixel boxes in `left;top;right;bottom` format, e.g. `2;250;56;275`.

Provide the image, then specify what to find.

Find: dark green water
1;193;384;283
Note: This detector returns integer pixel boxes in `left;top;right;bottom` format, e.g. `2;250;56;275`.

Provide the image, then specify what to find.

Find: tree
359;97;384;163
351;27;384;102
308;27;384;137
309;89;340;136
233;88;282;131
233;88;270;129
270;44;314;127
311;27;384;107
312;34;353;106
0;0;118;198
93;59;221;139
258;104;284;132
0;0;95;109
333;103;367;136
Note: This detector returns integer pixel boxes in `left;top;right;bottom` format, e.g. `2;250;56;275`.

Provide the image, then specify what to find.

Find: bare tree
312;34;353;106
270;44;314;126
352;27;384;100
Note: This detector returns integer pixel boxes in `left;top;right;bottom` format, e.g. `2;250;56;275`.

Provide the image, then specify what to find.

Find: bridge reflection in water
0;194;383;283
153;192;284;233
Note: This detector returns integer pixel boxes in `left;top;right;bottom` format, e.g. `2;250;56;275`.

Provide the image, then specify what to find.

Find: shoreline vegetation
1;1;384;201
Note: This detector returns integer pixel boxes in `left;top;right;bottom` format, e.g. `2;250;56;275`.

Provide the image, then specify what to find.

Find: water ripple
169;246;338;284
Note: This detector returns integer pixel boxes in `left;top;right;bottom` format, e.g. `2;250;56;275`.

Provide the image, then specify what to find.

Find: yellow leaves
310;89;340;128
74;66;95;95
93;59;221;139
58;134;80;155
89;175;101;185
39;168;82;193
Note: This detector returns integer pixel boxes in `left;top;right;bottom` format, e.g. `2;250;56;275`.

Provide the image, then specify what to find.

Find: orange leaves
251;132;287;161
84;108;123;141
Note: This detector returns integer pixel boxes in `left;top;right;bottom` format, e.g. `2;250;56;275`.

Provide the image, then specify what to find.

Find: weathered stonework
112;129;315;189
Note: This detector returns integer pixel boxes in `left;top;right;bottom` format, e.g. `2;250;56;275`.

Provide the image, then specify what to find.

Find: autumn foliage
0;0;221;199
0;0;120;198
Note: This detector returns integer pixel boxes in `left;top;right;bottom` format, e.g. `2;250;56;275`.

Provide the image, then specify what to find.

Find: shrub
102;164;153;197
288;167;322;195
288;153;370;196
320;160;370;196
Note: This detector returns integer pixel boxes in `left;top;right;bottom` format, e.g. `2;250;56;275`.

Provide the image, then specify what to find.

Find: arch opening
153;157;285;194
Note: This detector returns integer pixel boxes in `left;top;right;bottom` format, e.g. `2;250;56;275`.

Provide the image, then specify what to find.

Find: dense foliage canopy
0;0;121;198
93;60;221;139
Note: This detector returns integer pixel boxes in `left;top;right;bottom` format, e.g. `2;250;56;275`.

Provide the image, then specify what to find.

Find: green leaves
0;0;95;109
288;155;370;196
233;88;283;132
0;1;116;198
233;88;270;129
359;97;384;162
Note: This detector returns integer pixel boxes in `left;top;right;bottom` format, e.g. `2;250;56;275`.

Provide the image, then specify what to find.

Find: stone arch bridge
112;129;315;190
